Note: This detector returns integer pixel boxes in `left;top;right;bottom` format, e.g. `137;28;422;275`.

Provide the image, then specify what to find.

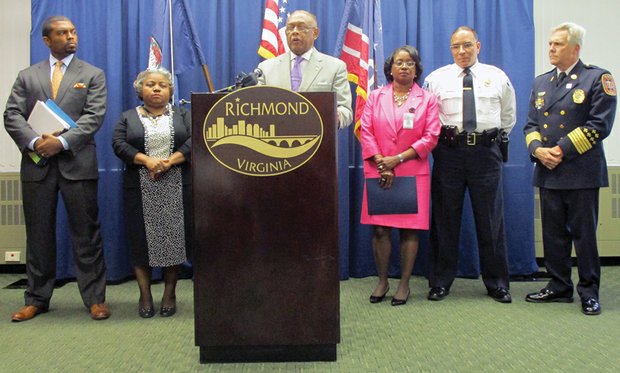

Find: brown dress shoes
11;305;46;322
89;303;111;320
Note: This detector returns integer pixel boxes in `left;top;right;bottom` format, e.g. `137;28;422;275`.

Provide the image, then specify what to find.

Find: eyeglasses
450;42;475;51
394;61;415;68
285;24;314;33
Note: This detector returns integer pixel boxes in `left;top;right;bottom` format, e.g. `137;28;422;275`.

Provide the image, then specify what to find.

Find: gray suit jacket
257;49;353;128
4;57;107;181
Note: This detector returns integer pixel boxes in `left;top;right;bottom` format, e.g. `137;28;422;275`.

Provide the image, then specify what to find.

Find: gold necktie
51;61;63;99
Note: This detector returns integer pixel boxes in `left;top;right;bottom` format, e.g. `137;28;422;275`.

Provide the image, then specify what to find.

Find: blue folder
366;176;418;215
45;99;77;128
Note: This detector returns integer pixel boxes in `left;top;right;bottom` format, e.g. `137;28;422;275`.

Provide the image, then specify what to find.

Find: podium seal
203;86;323;177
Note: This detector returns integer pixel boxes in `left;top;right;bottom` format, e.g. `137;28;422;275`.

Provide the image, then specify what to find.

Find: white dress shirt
424;62;516;134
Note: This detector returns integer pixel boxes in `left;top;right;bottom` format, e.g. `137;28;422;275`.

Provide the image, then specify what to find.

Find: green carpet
1;267;620;372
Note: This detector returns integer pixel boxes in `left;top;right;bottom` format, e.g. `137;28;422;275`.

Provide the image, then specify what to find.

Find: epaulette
537;68;556;79
583;63;601;70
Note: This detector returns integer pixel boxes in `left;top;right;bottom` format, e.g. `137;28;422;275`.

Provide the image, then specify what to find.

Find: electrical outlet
5;251;21;262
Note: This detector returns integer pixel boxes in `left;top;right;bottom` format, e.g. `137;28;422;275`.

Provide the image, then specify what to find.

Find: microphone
213;68;263;93
213;82;238;93
178;99;191;105
239;68;263;88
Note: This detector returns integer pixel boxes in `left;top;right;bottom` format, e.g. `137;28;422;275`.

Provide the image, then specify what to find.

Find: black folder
366;176;418;215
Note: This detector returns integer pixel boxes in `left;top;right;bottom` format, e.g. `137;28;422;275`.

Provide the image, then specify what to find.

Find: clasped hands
146;157;172;180
375;154;399;189
34;131;64;158
534;146;563;170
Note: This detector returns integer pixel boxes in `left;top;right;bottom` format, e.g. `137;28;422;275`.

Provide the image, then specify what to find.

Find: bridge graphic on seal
205;117;317;147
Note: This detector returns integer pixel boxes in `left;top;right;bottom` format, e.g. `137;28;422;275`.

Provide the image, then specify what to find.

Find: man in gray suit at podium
4;15;110;322
257;10;353;128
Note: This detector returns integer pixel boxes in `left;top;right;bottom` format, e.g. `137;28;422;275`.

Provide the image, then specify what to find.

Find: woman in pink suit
361;46;440;306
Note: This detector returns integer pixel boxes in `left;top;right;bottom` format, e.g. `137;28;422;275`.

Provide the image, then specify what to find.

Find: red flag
334;0;385;139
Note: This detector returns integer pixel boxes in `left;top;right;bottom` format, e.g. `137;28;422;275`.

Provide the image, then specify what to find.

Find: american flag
258;0;292;59
334;0;385;139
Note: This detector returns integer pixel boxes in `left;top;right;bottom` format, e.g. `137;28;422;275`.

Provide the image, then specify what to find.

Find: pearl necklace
393;87;412;107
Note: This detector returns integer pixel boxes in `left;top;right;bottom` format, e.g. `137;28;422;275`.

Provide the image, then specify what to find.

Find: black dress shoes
525;288;574;303
581;298;601;316
391;290;410;306
428;287;449;301
369;286;389;304
160;305;176;317
487;287;512;303
138;303;155;318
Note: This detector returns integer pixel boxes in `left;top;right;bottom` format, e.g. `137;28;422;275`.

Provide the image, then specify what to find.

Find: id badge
403;113;415;129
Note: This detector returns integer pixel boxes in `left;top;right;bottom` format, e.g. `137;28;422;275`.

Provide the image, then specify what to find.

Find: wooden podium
192;87;340;363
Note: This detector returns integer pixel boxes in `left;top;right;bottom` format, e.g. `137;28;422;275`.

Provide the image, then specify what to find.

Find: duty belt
439;126;500;147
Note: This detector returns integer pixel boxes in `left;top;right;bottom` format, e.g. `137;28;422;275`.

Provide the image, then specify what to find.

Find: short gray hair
552;22;585;47
133;67;174;101
288;10;318;28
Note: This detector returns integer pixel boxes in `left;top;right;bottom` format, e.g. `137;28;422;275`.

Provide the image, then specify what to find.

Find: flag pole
202;65;215;92
168;0;176;103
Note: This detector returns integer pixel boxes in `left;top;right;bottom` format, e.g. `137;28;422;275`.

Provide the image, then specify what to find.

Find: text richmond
225;101;310;116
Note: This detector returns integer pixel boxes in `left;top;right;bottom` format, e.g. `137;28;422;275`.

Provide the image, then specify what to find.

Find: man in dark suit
4;16;110;321
257;10;352;128
524;22;616;315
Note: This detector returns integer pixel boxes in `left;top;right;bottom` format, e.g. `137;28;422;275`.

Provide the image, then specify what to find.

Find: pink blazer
360;83;440;176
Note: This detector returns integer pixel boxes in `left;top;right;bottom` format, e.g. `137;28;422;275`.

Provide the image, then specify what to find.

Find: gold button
543;124;548;128
544;112;549;116
560;110;566;115
559;124;565;129
543;136;548;141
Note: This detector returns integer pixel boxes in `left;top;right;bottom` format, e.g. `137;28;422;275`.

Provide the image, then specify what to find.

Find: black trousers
539;187;600;300
429;142;509;290
21;158;107;309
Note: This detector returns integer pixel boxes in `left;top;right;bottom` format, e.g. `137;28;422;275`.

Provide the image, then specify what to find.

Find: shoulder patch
602;74;617;96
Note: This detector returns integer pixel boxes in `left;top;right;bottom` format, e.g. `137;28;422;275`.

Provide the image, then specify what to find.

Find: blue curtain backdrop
29;0;537;282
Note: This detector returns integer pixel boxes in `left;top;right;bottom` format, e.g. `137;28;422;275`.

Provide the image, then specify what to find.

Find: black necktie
462;68;476;133
556;71;566;87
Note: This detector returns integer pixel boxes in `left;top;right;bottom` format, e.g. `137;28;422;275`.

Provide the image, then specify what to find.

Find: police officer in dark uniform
524;22;616;315
424;26;516;304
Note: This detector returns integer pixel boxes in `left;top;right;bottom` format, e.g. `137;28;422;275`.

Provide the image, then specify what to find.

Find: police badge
573;89;585;104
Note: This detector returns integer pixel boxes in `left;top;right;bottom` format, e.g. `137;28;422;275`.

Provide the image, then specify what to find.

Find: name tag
403;113;415;129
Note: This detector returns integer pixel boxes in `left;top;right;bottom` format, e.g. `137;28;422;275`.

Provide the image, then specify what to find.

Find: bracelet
397;154;404;163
